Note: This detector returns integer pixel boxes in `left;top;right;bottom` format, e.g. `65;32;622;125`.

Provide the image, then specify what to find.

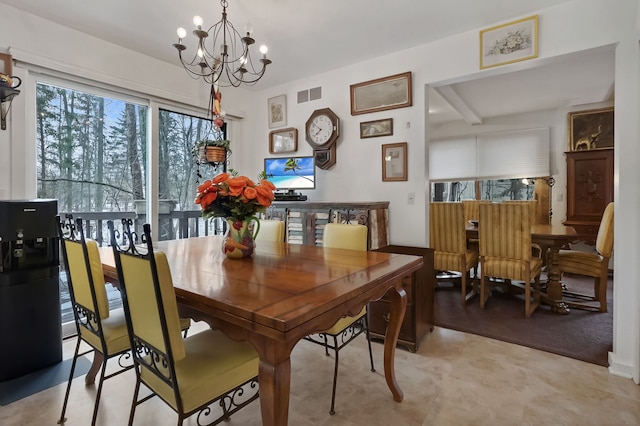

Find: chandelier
173;0;271;88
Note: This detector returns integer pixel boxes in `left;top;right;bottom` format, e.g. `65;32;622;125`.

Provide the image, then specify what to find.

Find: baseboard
608;351;635;380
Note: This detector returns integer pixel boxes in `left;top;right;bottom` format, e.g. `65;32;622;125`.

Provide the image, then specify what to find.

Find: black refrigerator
0;199;61;381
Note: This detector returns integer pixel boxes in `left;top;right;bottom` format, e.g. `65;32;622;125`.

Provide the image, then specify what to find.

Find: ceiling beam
433;85;483;125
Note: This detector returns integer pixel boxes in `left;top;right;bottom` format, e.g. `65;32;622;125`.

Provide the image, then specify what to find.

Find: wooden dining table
466;223;578;314
99;236;423;426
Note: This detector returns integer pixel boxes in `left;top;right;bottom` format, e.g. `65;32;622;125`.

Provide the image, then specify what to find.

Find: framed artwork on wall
360;118;393;138
568;107;614;151
267;94;287;128
382;142;407;182
269;127;298;154
480;15;538;69
350;72;412;115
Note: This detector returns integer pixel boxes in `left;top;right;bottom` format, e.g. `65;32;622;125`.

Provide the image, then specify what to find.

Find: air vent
297;87;322;104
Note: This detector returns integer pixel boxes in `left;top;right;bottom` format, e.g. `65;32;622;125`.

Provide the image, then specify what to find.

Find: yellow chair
56;215;133;426
304;223;374;415
478;203;542;317
430;202;479;305
503;200;540;224
558;202;614;312
462;200;490;223
255;219;285;242
108;220;259;426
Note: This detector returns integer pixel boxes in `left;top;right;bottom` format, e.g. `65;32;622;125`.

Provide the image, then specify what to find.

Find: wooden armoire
564;148;614;243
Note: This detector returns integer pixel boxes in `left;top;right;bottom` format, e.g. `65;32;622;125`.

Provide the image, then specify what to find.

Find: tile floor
2;321;640;425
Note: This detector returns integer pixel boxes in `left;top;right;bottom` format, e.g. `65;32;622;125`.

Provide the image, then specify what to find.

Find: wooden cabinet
369;246;435;353
564;149;613;243
265;201;389;249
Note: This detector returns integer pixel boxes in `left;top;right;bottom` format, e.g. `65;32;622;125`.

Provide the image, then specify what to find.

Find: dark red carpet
433;274;613;366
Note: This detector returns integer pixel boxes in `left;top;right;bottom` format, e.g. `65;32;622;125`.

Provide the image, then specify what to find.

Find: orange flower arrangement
195;172;275;221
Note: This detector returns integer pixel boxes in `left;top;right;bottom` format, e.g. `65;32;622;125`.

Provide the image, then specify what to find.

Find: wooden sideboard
369;246;435;353
265;201;389;249
564;149;613;243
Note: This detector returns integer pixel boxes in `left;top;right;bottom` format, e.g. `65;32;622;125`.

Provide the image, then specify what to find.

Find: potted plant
197;139;231;164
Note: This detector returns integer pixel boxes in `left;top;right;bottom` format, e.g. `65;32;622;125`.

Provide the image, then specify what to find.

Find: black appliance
0;199;61;381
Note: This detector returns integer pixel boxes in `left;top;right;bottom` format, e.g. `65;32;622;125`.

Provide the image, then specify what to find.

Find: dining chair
255;219;285;242
303;223;374;415
557;201;614;312
478;202;543;317
462;200;490;224
56;214;134;426
107;219;259;426
503;200;541;224
430;202;479;305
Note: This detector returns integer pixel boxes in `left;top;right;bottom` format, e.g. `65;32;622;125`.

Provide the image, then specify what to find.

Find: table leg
257;354;291;426
85;351;103;385
542;246;570;314
384;287;407;402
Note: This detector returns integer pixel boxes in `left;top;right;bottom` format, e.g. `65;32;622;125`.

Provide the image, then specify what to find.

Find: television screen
263;156;316;191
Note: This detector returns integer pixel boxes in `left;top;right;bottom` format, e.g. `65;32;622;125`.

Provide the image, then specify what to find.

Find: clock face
309;114;335;145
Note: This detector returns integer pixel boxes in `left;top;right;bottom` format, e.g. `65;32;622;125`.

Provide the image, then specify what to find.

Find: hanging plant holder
205;146;226;163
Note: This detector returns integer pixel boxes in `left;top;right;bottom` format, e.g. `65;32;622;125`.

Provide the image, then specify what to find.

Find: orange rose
256;185;275;200
260;179;276;191
256;194;272;207
243;186;257;200
197;191;218;209
212;173;229;184
197;179;213;193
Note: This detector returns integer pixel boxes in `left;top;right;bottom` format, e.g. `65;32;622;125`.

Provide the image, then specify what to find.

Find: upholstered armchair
108;220;259;425
478;203;542;317
462;200;490;224
430;202;479;305
558;202;614;312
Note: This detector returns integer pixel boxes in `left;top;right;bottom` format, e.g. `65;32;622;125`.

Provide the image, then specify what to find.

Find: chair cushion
81;307;130;356
323;305;367;335
483;257;542;281
558;249;605;278
141;329;258;413
434;249;478;274
65;239;110;320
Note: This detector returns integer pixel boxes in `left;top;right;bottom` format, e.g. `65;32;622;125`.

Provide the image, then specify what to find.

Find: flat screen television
263;156;316;193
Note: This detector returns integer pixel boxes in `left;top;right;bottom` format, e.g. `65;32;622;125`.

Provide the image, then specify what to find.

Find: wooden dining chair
430;202;479;305
462;200;490;223
303;223;374;415
255;219;285;242
56;214;134;426
557;202;614;312
478;203;543;317
107;219;259;426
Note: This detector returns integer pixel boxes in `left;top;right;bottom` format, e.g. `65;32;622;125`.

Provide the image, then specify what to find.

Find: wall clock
305;108;339;169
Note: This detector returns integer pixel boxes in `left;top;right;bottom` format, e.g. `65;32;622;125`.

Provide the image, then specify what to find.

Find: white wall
1;0;639;381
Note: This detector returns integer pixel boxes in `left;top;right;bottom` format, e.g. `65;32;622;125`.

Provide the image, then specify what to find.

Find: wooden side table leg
384;287;407;402
85;351;103;385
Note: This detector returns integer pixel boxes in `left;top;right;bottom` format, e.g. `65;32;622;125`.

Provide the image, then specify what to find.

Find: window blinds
428;128;549;182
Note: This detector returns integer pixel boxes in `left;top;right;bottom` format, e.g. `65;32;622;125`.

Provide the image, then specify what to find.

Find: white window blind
428;136;477;182
429;128;549;181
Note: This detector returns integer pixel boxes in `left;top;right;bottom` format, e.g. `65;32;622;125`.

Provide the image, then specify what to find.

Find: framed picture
360;118;393;139
350;72;412;116
480;15;538;69
382;142;407;182
267;94;287;129
568;107;614;151
269;127;298;154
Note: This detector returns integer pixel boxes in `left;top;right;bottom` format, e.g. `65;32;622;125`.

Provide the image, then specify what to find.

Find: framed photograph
267;94;287;129
269;127;298;154
568;107;614;151
480;15;538;69
382;142;407;182
350;72;412;116
360;118;393;139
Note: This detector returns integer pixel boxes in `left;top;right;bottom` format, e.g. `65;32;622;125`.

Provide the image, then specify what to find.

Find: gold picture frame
480;15;538;69
360;118;393;139
269;127;298;154
568;107;614;151
382;142;407;182
350;72;412;115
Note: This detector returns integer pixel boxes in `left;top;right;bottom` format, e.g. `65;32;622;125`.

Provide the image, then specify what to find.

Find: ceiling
0;0;614;124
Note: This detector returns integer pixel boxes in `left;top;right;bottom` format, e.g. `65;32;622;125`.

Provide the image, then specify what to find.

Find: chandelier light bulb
259;45;268;55
197;48;204;58
193;15;204;27
176;27;187;39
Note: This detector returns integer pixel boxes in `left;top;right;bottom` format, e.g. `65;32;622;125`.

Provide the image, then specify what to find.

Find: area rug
0;356;91;406
433;274;613;366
